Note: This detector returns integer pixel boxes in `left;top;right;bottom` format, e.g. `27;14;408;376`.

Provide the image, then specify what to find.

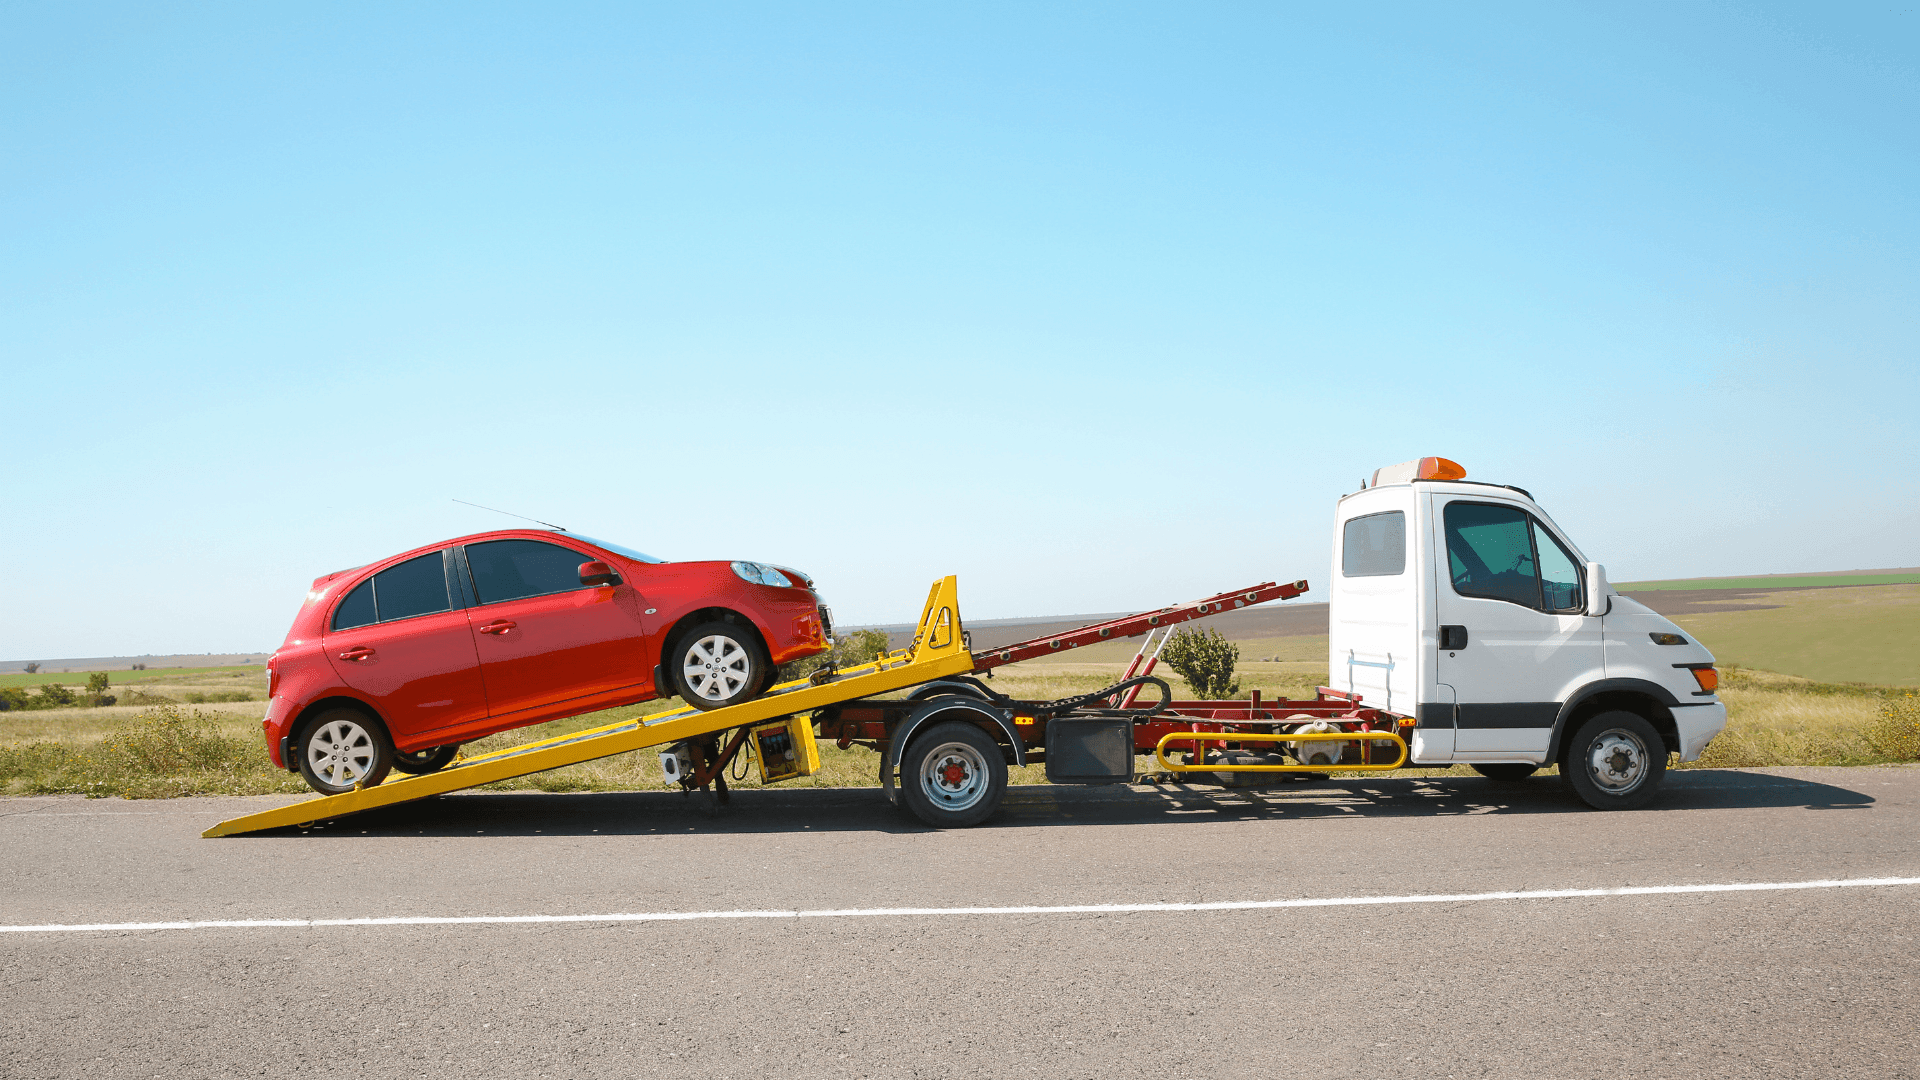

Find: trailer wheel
899;721;1007;828
671;621;768;711
1559;711;1666;810
296;708;393;795
1471;763;1539;782
392;744;460;775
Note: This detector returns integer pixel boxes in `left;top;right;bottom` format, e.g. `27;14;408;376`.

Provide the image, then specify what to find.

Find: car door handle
338;646;375;661
478;620;517;636
1439;625;1469;650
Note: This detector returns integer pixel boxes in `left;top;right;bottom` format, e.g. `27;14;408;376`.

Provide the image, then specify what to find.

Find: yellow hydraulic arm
203;576;974;837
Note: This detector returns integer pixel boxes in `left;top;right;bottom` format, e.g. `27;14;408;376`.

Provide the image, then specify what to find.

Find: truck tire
392;744;460;775
1559;711;1666;810
296;707;393;795
1471;763;1539;782
899;720;1007;828
671;621;769;711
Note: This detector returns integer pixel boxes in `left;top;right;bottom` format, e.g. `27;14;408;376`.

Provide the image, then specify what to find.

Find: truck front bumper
1674;701;1728;762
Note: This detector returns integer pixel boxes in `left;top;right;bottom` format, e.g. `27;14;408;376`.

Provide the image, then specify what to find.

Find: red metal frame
969;580;1309;672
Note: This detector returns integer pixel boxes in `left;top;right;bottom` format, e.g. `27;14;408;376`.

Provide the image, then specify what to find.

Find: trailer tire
295;707;393;795
899;721;1007;828
670;621;769;711
1471;763;1538;782
392;744;460;775
1559;711;1666;810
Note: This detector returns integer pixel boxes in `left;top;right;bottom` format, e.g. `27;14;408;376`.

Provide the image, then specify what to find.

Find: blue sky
2;2;1915;659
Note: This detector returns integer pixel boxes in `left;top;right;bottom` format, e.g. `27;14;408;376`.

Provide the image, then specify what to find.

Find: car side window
1342;511;1406;577
332;579;376;631
331;552;452;631
1532;520;1584;613
1444;502;1540;608
374;552;453;622
465;540;594;604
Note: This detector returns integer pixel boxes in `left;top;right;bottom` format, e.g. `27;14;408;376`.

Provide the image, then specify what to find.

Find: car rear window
332;579;376;631
466;540;592;604
374;552;452;622
330;552;452;630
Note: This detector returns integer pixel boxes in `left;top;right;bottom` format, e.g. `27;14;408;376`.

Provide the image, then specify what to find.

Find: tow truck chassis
205;575;1406;837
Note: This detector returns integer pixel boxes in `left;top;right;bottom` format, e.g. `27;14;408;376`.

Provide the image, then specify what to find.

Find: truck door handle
478;620;517;636
1439;625;1469;650
338;646;375;662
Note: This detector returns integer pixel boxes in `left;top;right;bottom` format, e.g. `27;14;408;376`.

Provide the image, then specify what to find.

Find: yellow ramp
205;576;973;837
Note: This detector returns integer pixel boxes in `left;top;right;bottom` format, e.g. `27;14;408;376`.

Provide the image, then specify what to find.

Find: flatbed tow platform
206;574;1402;837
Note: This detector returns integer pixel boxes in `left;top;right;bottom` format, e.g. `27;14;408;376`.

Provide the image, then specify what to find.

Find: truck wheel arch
883;698;1026;805
1548;680;1681;763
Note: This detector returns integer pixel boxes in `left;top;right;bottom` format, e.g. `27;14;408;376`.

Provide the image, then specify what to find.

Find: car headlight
731;561;794;588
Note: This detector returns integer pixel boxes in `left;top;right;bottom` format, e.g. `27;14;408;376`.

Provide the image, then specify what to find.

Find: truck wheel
671;621;768;711
899;721;1007;828
1472;763;1539;782
392;744;459;775
296;708;393;795
1559;711;1666;810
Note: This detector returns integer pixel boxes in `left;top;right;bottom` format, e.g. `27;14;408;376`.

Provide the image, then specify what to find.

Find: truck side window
1444;502;1540;608
1342;511;1406;576
1531;520;1584;613
466;539;594;604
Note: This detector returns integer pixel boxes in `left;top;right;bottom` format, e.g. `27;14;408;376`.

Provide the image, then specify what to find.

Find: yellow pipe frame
203;576;974;838
1154;729;1408;774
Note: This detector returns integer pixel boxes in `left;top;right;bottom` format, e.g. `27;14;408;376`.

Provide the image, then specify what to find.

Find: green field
1659;584;1918;687
1616;573;1919;591
0;665;261;690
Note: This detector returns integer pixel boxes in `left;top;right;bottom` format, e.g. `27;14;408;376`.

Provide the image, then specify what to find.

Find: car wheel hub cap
308;720;373;787
683;635;751;700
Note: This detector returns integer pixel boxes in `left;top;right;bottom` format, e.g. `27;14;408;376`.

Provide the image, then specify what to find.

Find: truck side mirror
579;560;619;587
1584;562;1609;617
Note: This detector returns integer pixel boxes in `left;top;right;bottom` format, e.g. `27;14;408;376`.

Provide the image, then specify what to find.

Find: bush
0;705;303;798
86;672;110;694
23;663;38;674
1867;692;1920;761
35;683;75;707
1160;626;1241;699
777;628;893;684
117;689;177;706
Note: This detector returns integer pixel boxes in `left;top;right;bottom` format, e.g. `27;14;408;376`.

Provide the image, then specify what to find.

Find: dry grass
4;656;1912;799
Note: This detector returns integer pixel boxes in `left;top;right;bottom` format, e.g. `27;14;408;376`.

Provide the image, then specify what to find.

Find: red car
263;529;831;795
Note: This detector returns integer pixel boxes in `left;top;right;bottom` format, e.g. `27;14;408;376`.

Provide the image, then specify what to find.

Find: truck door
1430;497;1601;757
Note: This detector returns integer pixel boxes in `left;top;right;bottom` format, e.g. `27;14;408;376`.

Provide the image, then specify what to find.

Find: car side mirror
1584;561;1609;617
579;560;619;587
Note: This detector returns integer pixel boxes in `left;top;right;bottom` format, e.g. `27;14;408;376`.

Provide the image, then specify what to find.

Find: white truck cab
1329;457;1727;808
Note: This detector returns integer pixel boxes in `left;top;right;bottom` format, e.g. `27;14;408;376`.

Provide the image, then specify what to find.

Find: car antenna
452;499;568;532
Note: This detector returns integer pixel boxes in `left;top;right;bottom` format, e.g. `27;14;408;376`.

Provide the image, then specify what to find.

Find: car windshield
565;532;665;564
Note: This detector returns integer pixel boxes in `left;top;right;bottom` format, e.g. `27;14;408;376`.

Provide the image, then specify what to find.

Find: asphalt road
4;766;1917;1079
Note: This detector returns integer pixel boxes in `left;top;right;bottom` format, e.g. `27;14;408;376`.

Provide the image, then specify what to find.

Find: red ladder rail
969;580;1310;673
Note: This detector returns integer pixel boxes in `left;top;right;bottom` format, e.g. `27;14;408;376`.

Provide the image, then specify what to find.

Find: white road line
5;876;1915;935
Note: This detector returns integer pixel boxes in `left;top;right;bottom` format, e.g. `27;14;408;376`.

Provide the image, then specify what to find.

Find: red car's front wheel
670;621;769;711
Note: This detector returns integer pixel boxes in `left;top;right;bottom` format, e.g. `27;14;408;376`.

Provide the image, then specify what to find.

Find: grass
1660;584;1919;687
1616;573;1919;591
0;664;262;689
4;648;1914;799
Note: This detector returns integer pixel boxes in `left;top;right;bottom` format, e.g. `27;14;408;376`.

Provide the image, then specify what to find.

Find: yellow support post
203;576;973;837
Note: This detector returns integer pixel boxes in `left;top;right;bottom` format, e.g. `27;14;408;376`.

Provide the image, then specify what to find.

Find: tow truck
204;457;1726;837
